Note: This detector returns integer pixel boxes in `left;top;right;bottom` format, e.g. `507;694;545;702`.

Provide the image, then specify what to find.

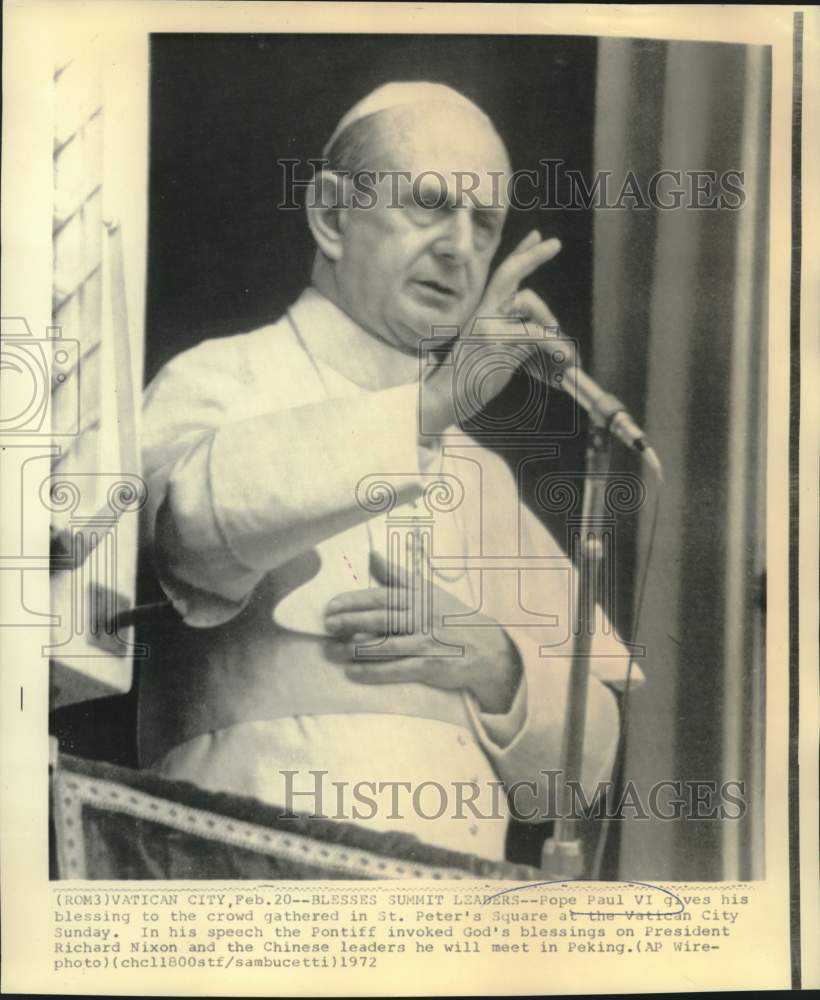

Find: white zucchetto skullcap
323;81;489;155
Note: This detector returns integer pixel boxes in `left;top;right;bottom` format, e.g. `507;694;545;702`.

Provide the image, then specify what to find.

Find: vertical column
42;472;146;658
355;474;465;658
533;469;647;657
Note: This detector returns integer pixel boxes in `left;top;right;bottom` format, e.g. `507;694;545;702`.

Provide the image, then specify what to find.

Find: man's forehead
376;103;511;205
382;103;509;171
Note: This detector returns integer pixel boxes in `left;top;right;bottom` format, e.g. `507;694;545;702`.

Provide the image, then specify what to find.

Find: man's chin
397;304;472;342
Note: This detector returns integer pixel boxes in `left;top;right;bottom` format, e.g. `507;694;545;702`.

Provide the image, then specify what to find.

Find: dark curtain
591;38;770;880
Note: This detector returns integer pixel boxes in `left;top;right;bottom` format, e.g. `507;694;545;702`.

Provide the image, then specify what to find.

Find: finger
511;289;581;370
490;237;561;298
486;237;562;303
490;232;544;312
324;636;377;661
326;632;443;661
325;607;416;637
357;634;465;659
369;549;411;589
509;288;559;329
510;228;542;255
325;586;394;617
344;657;433;685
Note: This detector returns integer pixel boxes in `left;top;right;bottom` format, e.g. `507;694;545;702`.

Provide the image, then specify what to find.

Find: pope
139;81;638;862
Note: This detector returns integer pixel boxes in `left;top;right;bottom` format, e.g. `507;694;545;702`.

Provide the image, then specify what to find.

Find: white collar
287;287;420;392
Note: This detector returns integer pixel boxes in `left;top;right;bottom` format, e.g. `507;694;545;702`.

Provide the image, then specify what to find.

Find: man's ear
306;172;349;261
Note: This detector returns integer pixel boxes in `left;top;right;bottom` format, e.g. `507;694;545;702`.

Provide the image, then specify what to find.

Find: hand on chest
273;490;476;636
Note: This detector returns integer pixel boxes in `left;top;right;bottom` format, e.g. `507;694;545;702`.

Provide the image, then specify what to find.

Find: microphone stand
542;413;612;878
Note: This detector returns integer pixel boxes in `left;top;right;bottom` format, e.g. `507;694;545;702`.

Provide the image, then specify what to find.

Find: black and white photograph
1;2;815;995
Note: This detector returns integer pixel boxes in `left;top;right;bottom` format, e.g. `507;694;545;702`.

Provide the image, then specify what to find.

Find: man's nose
432;209;474;263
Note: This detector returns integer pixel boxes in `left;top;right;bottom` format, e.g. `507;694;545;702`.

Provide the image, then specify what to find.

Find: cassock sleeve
141;331;427;626
460;457;645;816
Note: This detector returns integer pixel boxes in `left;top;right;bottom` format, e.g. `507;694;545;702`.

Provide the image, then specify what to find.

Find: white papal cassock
139;287;640;861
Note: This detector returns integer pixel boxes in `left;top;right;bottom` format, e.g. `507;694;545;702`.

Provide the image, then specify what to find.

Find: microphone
538;334;663;479
437;315;662;477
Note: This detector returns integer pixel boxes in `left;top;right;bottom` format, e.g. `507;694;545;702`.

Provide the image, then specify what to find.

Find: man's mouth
411;278;460;301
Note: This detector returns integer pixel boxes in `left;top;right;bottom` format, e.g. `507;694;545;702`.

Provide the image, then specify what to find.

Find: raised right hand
418;230;562;437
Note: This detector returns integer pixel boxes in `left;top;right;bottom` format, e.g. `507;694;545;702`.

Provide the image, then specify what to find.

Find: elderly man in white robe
139;82;636;863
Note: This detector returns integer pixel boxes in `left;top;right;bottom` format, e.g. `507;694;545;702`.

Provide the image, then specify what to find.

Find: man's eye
406;206;435;228
405;198;451;227
420;197;453;213
474;212;498;232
